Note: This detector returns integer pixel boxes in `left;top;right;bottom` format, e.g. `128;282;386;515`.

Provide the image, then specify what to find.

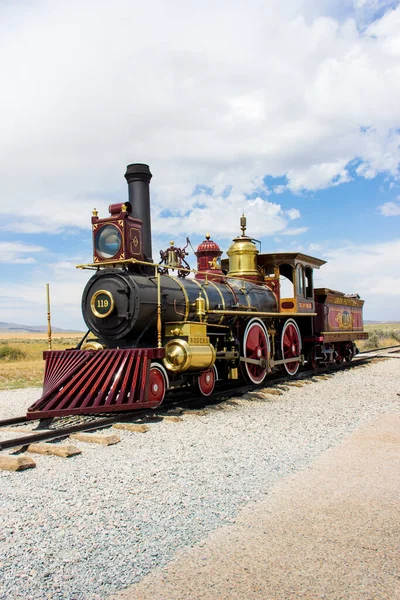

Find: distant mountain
0;321;81;333
364;320;400;324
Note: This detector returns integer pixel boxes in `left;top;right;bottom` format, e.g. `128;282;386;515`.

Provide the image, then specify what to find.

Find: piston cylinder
163;338;216;373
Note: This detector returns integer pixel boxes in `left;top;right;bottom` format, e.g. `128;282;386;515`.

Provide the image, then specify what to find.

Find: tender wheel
148;364;168;406
242;318;269;384
281;319;302;376
335;350;344;364
345;342;354;363
196;365;217;396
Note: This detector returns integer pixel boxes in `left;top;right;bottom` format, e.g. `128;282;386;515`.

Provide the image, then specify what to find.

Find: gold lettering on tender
332;297;362;307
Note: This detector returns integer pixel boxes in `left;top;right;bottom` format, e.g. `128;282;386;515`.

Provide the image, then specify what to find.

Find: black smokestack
124;163;153;262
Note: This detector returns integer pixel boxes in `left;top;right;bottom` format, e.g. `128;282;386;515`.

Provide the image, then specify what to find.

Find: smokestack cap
125;163;152;183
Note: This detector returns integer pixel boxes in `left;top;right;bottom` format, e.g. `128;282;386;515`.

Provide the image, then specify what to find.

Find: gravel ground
0;358;399;600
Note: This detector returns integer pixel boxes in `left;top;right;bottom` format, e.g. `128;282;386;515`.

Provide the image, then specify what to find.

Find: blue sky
0;0;399;329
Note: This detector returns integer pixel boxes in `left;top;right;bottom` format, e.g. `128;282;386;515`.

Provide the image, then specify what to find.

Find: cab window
279;264;294;298
296;265;305;297
305;267;313;298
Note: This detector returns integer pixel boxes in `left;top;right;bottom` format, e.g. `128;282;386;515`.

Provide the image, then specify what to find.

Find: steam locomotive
27;164;368;419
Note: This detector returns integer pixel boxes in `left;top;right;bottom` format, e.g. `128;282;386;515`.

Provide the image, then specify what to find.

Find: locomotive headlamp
90;290;115;318
95;224;122;259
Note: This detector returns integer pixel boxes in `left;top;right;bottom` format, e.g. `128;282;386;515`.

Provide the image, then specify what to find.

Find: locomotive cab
256;253;326;315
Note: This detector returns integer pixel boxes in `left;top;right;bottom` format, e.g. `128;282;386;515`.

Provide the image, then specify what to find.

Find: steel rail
0;350;396;452
0;415;28;427
0;414;134;451
358;344;400;355
0;395;187;451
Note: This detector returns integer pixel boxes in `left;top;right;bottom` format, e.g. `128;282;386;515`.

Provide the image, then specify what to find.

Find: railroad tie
113;423;150;433
70;432;121;445
27;443;81;458
0;455;36;471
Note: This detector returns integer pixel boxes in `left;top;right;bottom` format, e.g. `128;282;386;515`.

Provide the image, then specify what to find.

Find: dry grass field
357;323;400;351
0;332;84;390
0;324;399;391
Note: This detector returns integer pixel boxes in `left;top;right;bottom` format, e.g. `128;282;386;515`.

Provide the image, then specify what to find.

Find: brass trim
164;321;230;329
167;274;190;320
90;289;115;318
191;278;210;309
81;341;105;351
207;280;226;325
156;267;162;348
229;279;251;308
206;310;316;317
191;278;212;323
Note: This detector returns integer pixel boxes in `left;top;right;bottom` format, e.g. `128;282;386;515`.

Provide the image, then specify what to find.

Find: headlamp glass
96;225;122;259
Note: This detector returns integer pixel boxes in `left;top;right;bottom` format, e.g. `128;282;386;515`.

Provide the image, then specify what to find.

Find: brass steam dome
226;214;260;279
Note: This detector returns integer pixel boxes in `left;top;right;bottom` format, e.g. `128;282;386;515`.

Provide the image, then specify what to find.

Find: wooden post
46;283;52;350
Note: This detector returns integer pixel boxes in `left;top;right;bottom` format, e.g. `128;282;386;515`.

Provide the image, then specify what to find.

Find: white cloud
151;191;304;240
0;262;90;330
0;0;399;233
378;200;400;215
286;208;301;220
318;238;400;320
281;227;309;236
0;241;45;264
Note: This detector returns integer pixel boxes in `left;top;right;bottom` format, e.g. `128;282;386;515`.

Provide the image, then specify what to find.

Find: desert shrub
0;345;27;361
377;329;388;339
390;329;400;343
363;332;380;350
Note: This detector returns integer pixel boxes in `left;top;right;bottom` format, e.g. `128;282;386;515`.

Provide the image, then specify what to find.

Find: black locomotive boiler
28;163;368;419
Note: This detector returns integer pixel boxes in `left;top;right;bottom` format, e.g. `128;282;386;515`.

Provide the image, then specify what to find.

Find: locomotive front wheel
196;365;217;396
148;364;168;405
281;319;302;376
242;318;270;385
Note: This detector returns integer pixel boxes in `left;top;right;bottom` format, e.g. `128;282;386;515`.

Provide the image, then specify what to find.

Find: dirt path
113;413;400;600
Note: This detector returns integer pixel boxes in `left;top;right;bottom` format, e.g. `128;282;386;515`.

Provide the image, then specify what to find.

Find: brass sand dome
226;214;260;279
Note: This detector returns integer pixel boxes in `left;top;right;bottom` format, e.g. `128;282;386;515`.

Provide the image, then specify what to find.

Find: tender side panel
27;348;165;419
315;290;366;336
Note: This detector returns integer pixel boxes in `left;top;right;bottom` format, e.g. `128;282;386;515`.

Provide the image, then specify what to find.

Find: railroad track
1;345;398;454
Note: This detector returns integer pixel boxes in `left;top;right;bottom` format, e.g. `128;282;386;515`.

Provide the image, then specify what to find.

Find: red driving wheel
281;319;301;376
197;366;217;396
242;318;269;384
148;364;167;405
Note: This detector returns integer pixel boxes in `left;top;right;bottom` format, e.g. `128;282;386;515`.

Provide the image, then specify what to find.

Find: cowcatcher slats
27;348;165;419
